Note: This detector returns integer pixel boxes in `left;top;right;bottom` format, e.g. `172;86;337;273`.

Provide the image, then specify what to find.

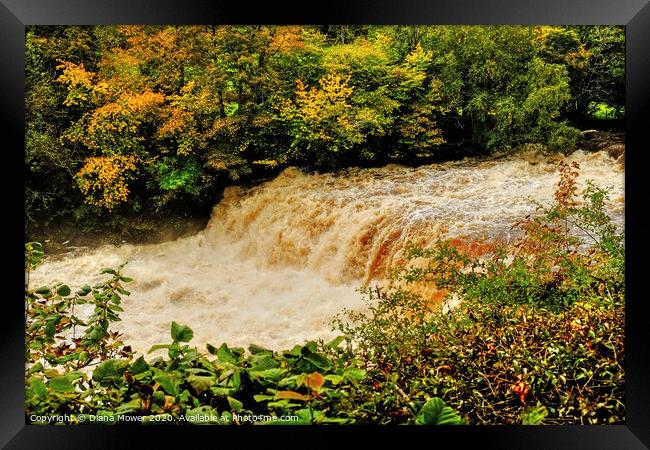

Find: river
30;150;624;354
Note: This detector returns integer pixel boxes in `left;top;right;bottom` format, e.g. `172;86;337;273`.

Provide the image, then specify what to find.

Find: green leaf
249;343;273;354
322;416;354;424
325;335;346;349
27;363;43;375
187;375;216;394
130;356;149;374
324;374;344;385
283;344;304;358
301;347;331;370
48;375;75;393
30;378;48;399
76;285;92;296
227;396;243;412
216;343;237;364
35;286;51;295
521;404;548;425
416;397;464;425
115;398;143;415
171;321;194;342
267;399;302;409
179;389;191;403
154;374;178;395
249;368;284;382
344;367;366;382
206;343;218;355
44;317;61;337
220;411;233;425
93;359;128;385
293;408;316;425
56;285;71;297
185;406;221;425
231;370;242;390
248;353;279;371
148;344;173;353
57;353;81;363
302;341;318;353
211;386;234;397
152;390;166;405
44;369;60;378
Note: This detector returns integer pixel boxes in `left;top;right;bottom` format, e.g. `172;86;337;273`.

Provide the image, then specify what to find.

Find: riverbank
27;214;209;257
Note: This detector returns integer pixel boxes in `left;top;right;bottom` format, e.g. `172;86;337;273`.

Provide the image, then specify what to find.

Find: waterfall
31;150;624;353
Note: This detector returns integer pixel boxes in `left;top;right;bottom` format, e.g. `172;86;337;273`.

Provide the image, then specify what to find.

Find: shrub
548;122;581;153
335;161;624;424
337;289;624;424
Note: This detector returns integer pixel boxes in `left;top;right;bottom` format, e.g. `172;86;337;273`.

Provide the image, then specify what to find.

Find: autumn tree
25;25;624;234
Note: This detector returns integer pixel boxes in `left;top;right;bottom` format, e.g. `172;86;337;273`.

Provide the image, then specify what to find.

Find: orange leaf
275;390;310;401
511;382;530;404
305;372;325;391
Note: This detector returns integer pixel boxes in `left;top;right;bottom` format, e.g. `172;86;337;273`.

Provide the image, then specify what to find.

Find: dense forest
25;25;624;238
25;25;625;426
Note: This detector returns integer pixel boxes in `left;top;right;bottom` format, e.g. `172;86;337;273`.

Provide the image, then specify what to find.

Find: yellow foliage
99;26;193;93
80;91;165;151
75;155;138;210
533;26;590;70
253;159;279;168
280;73;376;150
56;61;107;106
158;107;193;138
268;26;305;54
118;25;192;63
324;38;388;73
372;32;394;55
564;45;590;69
404;43;433;69
294;74;354;132
399;105;445;150
56;60;94;85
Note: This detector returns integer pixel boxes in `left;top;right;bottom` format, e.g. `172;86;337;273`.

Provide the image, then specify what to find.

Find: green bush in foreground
25;163;623;424
337;289;623;424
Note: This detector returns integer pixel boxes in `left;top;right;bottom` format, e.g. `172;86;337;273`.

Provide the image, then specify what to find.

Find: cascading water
31;150;624;354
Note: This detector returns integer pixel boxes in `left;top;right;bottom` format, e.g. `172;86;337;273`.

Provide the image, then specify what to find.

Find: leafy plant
521;403;549;425
415;397;465;425
25;259;134;418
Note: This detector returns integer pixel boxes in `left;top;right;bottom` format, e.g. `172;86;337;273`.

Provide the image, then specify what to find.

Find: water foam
31;151;624;354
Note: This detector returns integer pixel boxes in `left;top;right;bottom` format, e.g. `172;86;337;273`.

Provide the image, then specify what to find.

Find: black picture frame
3;1;649;448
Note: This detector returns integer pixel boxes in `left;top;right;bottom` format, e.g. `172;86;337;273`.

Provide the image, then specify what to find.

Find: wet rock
606;143;625;160
576;130;624;165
